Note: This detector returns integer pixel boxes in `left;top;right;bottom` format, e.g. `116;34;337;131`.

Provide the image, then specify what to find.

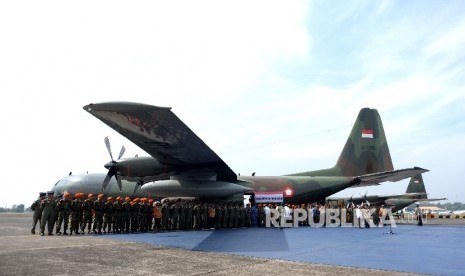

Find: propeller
359;191;370;206
102;136;126;192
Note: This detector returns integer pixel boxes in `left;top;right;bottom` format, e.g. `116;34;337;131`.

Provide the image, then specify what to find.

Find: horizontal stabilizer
352;167;429;187
420;198;447;202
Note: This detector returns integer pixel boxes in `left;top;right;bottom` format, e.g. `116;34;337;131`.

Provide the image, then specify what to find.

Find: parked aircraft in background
82;102;427;204
328;174;445;212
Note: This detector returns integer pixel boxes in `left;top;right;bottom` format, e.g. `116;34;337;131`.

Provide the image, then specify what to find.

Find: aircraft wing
83;102;237;182
352;167;429;187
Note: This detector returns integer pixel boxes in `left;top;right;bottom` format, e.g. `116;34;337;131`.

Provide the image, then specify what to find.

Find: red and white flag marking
361;129;373;138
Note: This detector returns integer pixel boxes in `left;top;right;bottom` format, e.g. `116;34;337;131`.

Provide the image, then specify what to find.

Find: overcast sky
1;1;464;207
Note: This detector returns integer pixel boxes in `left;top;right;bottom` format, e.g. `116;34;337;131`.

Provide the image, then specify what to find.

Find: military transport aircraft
82;102;428;204
328;174;446;212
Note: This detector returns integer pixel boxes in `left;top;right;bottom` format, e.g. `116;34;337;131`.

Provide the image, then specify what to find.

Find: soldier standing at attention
92;194;105;234
70;193;82;235
415;204;423;226
222;203;229;228
56;192;72;235
170;200;179;230
40;191;56;236
113;197;123;233
138;198;147;232
103;197;114;234
81;194;94;234
122;197;131;233
215;204;223;229
31;192;46;234
131;198;140;232
185;201;193;230
147;199;154;231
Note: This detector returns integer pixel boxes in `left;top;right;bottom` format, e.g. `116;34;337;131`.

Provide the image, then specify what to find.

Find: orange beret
88;194;93;198
98;194;104;198
107;197;113;201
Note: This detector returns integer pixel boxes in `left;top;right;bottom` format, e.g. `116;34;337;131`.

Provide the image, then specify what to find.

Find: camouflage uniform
222;204;229;228
55;196;71;235
147;200;154;231
216;204;223;229
170;202;179;230
161;201;170;230
245;204;251;227
186;202;193;230
131;200;140;232
92;196;105;234
103;198;114;233
193;203;201;230
122;199;131;233
81;197;93;233
40;192;56;235
139;200;147;232
178;202;186;230
70;196;82;235
30;193;45;234
113;198;123;233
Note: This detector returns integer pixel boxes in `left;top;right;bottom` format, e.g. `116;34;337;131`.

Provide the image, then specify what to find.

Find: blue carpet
99;225;465;275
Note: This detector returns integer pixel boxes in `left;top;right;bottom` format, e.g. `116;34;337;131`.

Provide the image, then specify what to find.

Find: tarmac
1;213;464;276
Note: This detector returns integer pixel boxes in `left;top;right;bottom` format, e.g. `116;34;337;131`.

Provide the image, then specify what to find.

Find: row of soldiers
34;191;397;236
31;191;157;235
31;192;278;236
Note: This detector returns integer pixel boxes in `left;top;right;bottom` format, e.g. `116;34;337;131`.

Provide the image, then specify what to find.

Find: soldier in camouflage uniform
139;198;147;232
81;194;94;234
245;203;251;227
178;201;186;230
228;204;235;228
92;194;105;234
70;193;83;235
193;202;201;230
170;200;179;230
131;198;140;232
103;197;114;234
31;192;46;234
40;191;56;236
55;192;72;235
122;197;132;233
222;203;229;228
147;199;154;231
201;202;208;229
185;202;193;230
113;197;123;233
161;200;170;231
215;204;223;229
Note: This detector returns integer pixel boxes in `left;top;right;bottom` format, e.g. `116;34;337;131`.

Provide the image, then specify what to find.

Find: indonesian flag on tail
362;129;374;138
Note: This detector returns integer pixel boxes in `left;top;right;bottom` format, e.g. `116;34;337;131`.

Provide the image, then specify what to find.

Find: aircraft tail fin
288;108;395;178
406;174;428;199
335;108;394;177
